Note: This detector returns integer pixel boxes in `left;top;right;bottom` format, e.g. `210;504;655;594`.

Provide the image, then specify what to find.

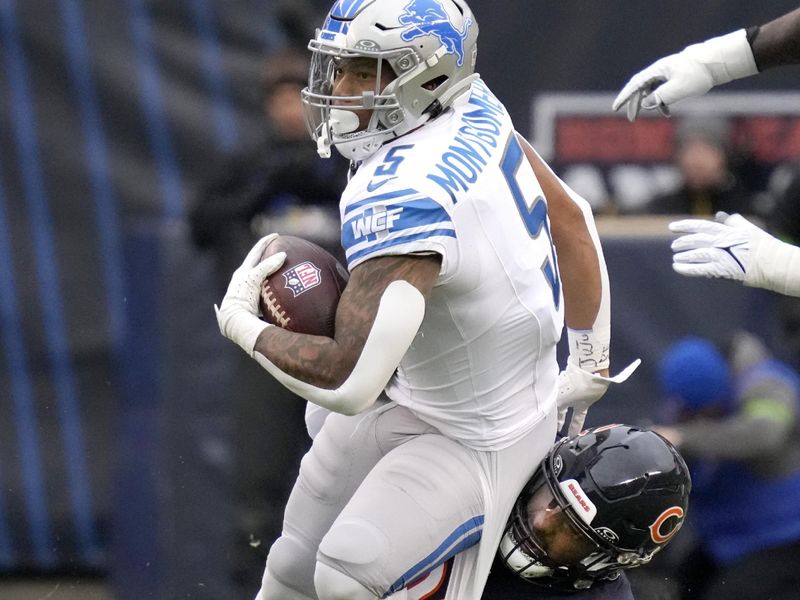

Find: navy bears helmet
499;424;691;591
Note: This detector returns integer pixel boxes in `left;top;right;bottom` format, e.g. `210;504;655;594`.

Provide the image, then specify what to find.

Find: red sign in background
555;116;800;164
531;93;800;213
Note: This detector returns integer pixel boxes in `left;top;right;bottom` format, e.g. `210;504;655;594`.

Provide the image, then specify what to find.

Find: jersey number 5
500;135;561;308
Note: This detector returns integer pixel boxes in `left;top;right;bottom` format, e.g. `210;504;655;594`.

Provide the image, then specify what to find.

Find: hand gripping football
258;235;349;337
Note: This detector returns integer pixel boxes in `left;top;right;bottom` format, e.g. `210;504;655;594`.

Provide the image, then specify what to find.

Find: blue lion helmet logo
399;0;473;66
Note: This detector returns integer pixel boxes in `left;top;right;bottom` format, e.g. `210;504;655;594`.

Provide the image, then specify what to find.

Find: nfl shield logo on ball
283;261;322;297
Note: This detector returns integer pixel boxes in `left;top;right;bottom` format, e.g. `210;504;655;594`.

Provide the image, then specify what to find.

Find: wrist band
567;326;610;372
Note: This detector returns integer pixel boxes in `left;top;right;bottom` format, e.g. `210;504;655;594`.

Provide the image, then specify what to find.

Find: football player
612;8;800;298
216;1;635;599
394;425;691;600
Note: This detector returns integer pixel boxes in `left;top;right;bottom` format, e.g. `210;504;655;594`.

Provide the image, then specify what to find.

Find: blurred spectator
654;333;800;600
272;0;326;49
189;48;348;287
188;47;348;595
641;116;754;216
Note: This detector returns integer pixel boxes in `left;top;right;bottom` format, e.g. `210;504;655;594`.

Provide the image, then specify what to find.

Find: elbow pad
253;280;425;415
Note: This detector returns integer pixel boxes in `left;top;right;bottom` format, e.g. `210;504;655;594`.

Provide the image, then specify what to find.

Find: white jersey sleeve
340;145;458;272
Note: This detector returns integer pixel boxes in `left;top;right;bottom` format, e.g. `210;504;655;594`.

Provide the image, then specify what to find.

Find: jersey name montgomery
428;80;505;200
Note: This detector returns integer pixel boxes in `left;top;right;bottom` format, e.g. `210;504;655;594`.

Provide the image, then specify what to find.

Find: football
258;235;349;337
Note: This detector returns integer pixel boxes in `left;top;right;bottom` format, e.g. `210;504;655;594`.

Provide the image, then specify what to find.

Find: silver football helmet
302;0;479;160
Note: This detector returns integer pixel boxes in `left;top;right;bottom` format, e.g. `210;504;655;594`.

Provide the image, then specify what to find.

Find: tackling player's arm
516;133;602;334
670;212;800;297
518;132;610;435
516;133;609;375
515;134;641;436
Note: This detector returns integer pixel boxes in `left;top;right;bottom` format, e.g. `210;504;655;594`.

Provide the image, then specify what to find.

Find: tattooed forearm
253;253;441;389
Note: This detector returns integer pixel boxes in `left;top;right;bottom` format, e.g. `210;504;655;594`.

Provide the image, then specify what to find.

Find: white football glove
670;212;761;282
557;358;641;437
612;30;758;121
671;212;800;297
214;233;286;356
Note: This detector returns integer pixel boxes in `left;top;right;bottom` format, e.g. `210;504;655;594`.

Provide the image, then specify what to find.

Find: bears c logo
649;506;685;544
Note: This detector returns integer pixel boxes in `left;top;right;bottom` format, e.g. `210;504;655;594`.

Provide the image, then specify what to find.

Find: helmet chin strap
330;107;387;161
317;122;332;158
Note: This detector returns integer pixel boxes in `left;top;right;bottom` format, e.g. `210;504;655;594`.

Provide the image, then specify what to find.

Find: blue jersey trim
346;187;420;213
342;197;452;249
385;515;484;595
347;228;456;265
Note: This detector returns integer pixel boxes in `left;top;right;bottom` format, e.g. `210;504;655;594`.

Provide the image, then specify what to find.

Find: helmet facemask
500;474;620;592
302;42;409;159
302;0;480;161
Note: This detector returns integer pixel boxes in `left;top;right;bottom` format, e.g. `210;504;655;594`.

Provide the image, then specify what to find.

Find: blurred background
1;0;799;598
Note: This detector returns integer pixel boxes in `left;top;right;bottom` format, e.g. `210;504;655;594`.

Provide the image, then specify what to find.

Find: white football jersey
340;79;564;450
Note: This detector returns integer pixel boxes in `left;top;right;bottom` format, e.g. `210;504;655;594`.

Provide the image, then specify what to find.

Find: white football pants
255;397;556;600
